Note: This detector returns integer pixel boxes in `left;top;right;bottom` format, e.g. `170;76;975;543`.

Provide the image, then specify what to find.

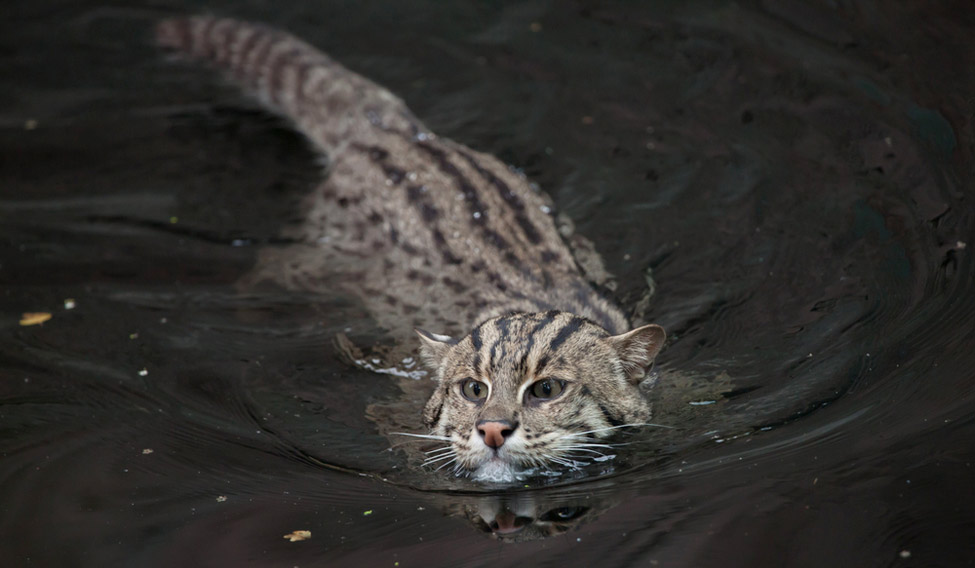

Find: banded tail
156;16;420;154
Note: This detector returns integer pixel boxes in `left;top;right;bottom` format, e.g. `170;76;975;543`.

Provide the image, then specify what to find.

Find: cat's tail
156;16;419;155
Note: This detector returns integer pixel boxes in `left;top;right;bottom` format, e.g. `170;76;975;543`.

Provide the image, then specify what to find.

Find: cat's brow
548;316;587;352
519;311;560;374
487;317;512;370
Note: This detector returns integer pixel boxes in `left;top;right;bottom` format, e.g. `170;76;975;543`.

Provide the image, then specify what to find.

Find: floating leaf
20;312;52;326
283;530;311;542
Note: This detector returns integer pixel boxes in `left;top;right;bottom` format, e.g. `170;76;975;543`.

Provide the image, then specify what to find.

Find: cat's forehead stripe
548;316;587;353
520;311;560;372
470;326;483;351
488;316;512;371
468;313;600;380
472;352;484;380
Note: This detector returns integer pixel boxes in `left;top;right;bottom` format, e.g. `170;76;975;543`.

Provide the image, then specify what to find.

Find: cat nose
490;510;527;535
476;420;517;449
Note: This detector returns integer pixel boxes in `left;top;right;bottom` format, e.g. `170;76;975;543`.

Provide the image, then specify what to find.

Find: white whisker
567;422;674;438
543;454;577;468
390;432;452;441
422;452;457;465
562;447;608;456
435;457;458;472
564;454;595;462
424;451;453;459
424;446;454;455
560;442;615;449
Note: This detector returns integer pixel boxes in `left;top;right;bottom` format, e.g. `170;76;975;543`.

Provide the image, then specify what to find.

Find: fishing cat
156;16;666;482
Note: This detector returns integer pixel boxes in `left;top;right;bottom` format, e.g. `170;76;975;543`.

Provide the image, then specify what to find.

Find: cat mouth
472;456;520;483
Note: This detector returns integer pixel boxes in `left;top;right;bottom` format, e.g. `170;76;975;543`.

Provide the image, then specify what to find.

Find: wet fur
157;16;666;480
419;312;664;478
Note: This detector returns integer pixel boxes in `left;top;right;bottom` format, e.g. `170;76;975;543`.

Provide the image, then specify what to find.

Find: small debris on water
142;448;154;455
363;510;373;516
24;119;38;130
283;530;311;542
19;312;52;326
899;550;911;559
689;400;716;406
138;369;148;377
216;495;227;502
63;298;76;310
957;240;967;250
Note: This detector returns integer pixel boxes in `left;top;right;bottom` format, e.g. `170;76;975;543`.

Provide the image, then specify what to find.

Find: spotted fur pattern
157;16;666;480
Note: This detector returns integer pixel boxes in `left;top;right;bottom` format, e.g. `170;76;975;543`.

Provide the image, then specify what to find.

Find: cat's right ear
415;329;456;374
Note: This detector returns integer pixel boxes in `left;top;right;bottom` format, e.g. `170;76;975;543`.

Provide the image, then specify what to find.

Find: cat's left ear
415;329;456;374
607;324;666;385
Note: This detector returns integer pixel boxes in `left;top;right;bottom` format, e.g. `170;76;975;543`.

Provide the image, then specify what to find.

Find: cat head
416;311;665;482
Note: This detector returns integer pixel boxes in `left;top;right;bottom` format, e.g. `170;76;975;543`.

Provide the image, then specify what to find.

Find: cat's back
158;16;627;337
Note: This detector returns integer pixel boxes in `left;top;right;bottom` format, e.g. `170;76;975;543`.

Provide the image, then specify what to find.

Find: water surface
2;1;974;566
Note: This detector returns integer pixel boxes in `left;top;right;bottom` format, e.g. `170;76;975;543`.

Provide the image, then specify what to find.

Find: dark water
2;1;974;566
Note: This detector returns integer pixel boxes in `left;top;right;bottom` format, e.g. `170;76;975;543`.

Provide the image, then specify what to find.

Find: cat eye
527;378;565;401
460;379;488;402
540;506;589;523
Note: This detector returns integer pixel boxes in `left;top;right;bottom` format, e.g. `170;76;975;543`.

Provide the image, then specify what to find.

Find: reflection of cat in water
442;491;616;542
157;16;666;483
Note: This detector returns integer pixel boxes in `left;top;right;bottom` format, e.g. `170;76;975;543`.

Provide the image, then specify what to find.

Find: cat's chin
471;457;524;484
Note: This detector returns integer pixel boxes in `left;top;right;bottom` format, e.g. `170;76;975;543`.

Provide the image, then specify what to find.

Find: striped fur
419;312;664;480
157;16;666;479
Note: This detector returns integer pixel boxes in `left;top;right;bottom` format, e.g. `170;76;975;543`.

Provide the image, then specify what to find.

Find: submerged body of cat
157;16;666;482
